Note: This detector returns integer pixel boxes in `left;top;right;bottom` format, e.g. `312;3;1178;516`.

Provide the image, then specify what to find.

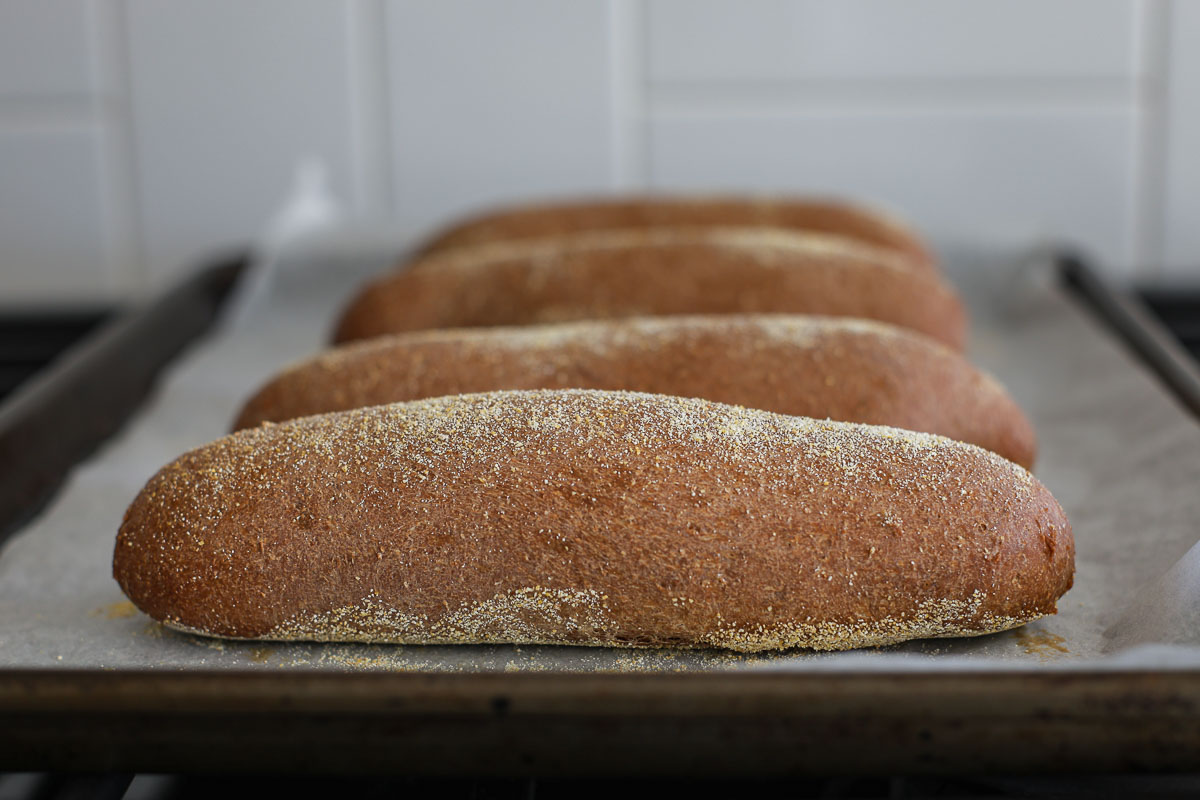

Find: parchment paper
1;240;1197;672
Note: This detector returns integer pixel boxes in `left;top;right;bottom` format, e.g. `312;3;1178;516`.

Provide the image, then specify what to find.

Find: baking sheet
2;241;1198;673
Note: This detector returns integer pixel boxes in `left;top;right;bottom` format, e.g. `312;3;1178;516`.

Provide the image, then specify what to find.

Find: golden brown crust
116;390;1072;651
333;229;966;349
414;195;936;273
239;315;1035;468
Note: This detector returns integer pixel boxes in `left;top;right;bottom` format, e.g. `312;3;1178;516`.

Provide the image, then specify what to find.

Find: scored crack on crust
116;389;1073;652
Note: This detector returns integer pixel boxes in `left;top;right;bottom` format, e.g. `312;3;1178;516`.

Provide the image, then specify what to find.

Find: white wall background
1;0;1198;306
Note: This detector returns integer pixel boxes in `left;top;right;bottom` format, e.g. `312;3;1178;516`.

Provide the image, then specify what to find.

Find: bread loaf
239;315;1034;468
414;195;936;273
115;390;1072;651
333;229;966;349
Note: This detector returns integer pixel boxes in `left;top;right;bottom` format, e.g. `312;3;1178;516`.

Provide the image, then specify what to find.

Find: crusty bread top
333;228;966;348
238;314;1034;468
413;195;936;273
117;390;1072;651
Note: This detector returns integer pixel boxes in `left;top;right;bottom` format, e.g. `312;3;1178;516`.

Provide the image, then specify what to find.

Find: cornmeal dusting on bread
251;587;1041;654
116;389;1072;651
418;227;917;279
549;315;901;351
699;591;1036;652
266;587;616;645
415;196;935;274
235;313;1034;466
294;314;924;376
333;216;964;349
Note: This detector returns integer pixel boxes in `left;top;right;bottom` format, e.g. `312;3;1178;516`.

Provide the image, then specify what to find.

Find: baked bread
413;195;936;273
115;390;1072;651
333;229;966;349
239;315;1035;468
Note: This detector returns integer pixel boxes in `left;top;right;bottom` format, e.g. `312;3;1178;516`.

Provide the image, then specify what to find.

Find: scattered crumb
89;601;139;619
1014;626;1069;658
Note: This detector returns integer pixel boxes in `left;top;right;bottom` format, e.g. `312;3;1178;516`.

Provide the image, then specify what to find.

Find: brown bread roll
333;229;967;349
115;390;1073;651
414;195;936;273
238;315;1035;468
